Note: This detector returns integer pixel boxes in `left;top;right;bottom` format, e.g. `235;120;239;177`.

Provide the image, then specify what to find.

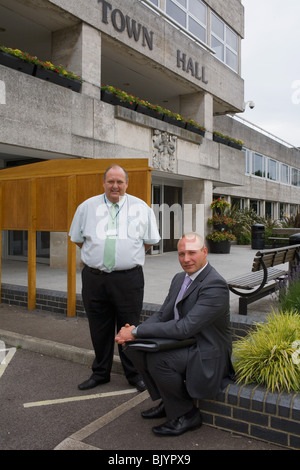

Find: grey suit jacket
137;263;233;399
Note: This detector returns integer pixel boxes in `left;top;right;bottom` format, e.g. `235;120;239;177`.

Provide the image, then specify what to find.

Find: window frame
210;11;238;72
165;0;207;44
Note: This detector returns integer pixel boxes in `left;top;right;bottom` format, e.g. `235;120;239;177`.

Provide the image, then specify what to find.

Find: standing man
115;233;233;436
69;165;160;392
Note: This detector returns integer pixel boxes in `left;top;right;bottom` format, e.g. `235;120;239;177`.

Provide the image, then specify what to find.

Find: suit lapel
177;263;212;308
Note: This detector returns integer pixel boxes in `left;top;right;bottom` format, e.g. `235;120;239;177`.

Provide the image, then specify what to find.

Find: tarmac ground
0;245;286;452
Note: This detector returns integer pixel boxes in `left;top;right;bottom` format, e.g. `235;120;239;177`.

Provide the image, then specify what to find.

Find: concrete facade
0;0;299;264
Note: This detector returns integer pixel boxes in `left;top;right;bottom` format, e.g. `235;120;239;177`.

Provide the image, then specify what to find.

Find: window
211;12;238;72
166;0;207;43
280;203;288;219
265;201;274;219
280;164;289;184
149;0;159;6
291;168;300;187
267;159;278;181
290;204;298;216
252;153;265;178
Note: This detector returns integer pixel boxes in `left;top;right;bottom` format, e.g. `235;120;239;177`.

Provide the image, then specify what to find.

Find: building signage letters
177;50;208;84
97;1;208;84
98;0;154;50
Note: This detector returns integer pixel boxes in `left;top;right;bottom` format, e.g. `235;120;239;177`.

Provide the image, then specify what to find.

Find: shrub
277;265;300;313
233;310;300;393
230;207;263;245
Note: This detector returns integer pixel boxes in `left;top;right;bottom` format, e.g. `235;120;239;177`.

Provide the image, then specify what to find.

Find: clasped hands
115;323;135;345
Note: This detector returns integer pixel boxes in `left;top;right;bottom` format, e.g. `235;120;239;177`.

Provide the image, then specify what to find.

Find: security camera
243;101;255;111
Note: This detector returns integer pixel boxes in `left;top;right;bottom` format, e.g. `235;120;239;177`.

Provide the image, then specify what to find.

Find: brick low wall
198;381;300;450
1;283;299;449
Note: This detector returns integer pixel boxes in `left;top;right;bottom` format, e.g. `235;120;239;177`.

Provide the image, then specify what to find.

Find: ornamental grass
233;310;300;393
277;265;300;314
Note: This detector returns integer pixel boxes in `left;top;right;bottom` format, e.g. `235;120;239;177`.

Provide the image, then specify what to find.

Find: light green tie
103;203;118;270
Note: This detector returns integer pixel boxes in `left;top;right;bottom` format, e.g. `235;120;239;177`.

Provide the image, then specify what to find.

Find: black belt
85;265;141;275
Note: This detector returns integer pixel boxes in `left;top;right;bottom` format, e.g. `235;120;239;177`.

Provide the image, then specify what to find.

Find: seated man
115;232;234;437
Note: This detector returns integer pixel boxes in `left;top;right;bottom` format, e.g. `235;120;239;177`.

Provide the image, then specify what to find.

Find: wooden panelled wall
0;159;152;316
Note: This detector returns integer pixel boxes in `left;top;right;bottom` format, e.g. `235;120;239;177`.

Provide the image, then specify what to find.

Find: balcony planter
136;104;163;120
185;122;205;136
213;133;229;145
228;140;243;150
34;65;82;92
163;114;186;128
0;51;35;76
101;89;117;104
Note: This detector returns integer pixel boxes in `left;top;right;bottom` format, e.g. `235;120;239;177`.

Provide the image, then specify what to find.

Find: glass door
8;231;50;262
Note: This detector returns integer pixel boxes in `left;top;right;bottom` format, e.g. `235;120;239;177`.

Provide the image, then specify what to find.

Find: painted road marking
0;346;17;379
23;388;138;408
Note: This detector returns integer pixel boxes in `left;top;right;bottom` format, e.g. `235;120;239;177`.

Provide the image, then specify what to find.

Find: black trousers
82;265;144;383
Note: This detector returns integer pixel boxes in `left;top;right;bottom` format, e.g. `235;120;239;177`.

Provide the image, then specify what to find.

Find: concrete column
183;179;213;240
180;92;213;140
261;200;266;218
52;23;101;100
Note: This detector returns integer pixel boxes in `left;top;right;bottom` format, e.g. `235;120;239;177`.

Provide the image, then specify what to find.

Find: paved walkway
0;245;284;451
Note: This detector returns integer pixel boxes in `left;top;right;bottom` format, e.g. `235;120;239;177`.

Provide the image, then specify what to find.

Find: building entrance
152;183;183;253
8;231;50;262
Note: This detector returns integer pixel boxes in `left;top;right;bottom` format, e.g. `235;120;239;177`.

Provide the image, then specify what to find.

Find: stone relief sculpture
152;130;177;172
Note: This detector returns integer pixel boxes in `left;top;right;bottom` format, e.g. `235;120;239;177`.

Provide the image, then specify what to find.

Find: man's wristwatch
131;327;138;338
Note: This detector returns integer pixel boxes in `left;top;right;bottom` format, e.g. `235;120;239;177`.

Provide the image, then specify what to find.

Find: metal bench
269;228;300;247
228;244;300;315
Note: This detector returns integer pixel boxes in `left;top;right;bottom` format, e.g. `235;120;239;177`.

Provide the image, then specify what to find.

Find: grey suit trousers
125;346;195;420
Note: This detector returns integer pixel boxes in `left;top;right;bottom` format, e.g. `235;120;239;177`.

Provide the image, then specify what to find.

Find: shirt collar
186;262;208;282
103;193;126;208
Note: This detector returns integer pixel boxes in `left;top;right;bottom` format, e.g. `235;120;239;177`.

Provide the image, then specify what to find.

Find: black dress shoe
78;377;110;390
128;379;146;392
152;408;202;436
141;401;166;419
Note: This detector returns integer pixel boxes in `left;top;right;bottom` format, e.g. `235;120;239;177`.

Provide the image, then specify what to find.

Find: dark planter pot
213;134;229;145
136;104;163;120
101;90;137;110
101;89;116;104
228;140;243;150
119;99;137;111
0;51;35;76
34;66;82;92
208;239;231;254
185;123;205;136
163;115;186;128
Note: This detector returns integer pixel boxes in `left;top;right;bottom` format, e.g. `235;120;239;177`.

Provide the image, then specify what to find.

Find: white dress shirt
69;193;160;272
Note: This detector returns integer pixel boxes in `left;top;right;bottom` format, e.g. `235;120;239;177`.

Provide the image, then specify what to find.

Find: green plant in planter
185;118;205;131
210;198;230;214
213;131;243;147
207;214;235;228
0;45;83;82
0;45;38;64
100;84;207;130
206;231;236;242
36;60;83;81
233;310;300;393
